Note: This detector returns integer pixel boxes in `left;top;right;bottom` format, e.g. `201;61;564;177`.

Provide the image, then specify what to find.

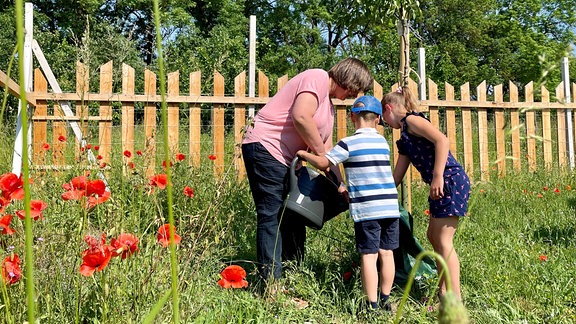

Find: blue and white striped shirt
326;128;400;222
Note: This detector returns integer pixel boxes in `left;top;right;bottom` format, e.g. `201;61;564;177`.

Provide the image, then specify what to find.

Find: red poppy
157;224;181;247
0;215;15;235
42;143;50;150
1;254;21;285
537;193;543;198
424;209;431;216
58;135;66;142
162;160;173;169
136;150;142;156
217;265;248;289
123;150;132;158
343;271;352;282
100;162;107;169
96;155;103;160
127;162;135;169
176;153;185;161
543;186;548;191
566;185;572;191
0;197;10;214
94;145;100;151
86;144;92;149
80;234;114;276
0;173;25;201
111;233;139;259
208;154;217;161
87;190;111;209
539;255;547;262
16;199;48;221
553;188;560;193
183;186;195;198
149;174;168;191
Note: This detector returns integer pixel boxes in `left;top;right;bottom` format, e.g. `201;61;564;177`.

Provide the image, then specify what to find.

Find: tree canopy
0;0;575;97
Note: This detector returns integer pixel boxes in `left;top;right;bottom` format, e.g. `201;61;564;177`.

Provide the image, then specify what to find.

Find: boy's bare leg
360;253;379;304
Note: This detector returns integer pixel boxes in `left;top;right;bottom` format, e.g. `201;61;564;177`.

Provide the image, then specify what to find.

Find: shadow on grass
532;225;576;247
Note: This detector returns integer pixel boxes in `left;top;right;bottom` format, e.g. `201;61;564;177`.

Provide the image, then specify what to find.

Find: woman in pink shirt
242;58;373;285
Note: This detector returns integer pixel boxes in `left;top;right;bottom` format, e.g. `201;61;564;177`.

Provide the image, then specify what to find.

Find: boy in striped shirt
297;95;400;312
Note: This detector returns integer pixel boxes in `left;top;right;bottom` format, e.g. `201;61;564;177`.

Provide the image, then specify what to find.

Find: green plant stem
152;1;180;322
394;250;450;324
0;274;13;323
0;45;18;125
15;1;36;323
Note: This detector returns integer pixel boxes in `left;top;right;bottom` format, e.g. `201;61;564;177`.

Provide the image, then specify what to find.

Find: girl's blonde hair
381;85;419;113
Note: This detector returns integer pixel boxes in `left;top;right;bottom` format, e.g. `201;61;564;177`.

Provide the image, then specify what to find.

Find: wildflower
0;173;25;201
537;193;543;198
136;150;142;156
539;255;547;262
480;189;485;193
208;154;216;161
16;200;48;221
543;186;548;191
157;224;181;247
100;163;107;169
86;144;92;149
94;145;100;151
79;234;114;276
111;233;139;259
217;265;248;289
553;188;560;193
58;135;66;142
424;209;431;216
87;190;111;209
123;150;132;158
162;160;173;169
566;185;572;191
96;155;103;160
0;197;10;214
176;153;185;162
127;162;135;169
62;176;110;208
1;254;21;285
0;215;15;235
343;271;352;282
149;174;168;191
184;186;195;198
42;143;50;150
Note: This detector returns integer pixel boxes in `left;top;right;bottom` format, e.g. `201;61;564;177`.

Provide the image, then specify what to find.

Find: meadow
0;124;574;324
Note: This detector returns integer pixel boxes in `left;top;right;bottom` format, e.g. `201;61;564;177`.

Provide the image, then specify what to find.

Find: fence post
509;82;521;171
524;82;537;172
167;71;180;155
122;63;135;175
477;81;489;181
494;84;506;176
213;70;225;176
234;71;246;181
189;71;201;168
144;69;157;176
541;86;552;169
561;57;574;169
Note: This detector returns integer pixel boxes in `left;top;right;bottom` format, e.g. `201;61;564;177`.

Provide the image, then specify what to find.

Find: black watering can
283;157;349;230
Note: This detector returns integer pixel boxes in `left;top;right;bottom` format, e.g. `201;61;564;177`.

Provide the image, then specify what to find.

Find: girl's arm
405;115;450;200
292;92;325;155
393;154;411;187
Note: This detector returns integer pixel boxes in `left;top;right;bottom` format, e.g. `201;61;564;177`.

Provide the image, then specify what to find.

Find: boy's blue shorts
354;218;399;254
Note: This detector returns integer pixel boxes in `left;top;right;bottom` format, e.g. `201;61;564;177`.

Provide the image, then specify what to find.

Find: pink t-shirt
243;69;335;166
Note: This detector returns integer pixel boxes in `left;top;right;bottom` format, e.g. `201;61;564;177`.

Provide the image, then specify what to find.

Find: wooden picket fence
29;61;576;189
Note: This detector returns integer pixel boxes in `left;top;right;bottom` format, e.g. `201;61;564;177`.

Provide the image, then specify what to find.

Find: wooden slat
213;70;225;176
428;79;439;129
144;69;157;176
53;102;66;166
494;84;506;176
541;86;552;169
234;71;246;181
167;71;180;154
75;61;89;159
445;82;457;154
277;75;288;91
258;70;270;97
189;71;201;167
556;83;566;168
477;81;489;181
32;116;112;121
122;63;135;174
99;61;113;165
460;82;473;178
509;82;521;171
33;68;47;165
525;82;536;171
0;69;36;106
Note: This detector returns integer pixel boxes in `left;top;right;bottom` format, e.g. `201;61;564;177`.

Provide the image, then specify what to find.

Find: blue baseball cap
350;95;382;116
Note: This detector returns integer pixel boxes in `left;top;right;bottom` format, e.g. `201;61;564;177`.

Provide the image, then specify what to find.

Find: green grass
0;120;574;323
